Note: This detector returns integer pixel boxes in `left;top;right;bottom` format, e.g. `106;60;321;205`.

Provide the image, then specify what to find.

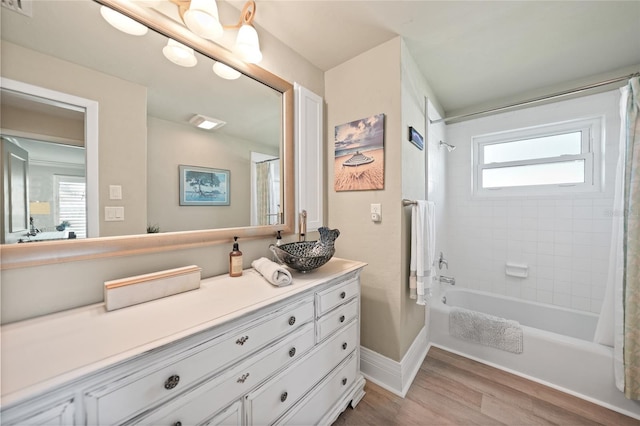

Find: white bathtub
429;288;640;419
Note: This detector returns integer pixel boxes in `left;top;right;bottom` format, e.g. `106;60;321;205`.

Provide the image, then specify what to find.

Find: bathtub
429;288;640;419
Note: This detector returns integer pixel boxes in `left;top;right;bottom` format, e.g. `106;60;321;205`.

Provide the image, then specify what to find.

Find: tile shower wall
444;90;621;314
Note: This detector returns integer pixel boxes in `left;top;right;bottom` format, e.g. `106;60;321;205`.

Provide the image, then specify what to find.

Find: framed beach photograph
334;113;385;191
179;165;230;206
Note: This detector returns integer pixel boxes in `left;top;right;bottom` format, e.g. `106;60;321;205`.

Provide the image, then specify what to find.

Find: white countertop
0;258;366;405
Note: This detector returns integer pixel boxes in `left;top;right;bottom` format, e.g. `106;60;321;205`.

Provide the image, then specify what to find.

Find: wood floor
333;347;640;425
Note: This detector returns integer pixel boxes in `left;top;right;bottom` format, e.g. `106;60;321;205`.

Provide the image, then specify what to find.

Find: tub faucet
299;210;307;242
439;275;455;285
438;252;448;270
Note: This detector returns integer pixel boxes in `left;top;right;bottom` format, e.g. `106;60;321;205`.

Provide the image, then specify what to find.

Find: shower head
439;140;456;152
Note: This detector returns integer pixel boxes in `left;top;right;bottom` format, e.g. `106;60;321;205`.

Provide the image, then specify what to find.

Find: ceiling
239;0;640;116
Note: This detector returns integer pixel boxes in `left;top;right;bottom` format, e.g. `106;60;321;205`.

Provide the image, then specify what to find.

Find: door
1;137;29;244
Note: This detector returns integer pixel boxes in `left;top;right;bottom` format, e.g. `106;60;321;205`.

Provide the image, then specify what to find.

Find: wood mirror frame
0;0;294;270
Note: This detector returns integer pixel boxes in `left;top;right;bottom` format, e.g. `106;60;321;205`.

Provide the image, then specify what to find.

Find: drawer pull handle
339;315;346;323
237;373;250;384
174;422;182;426
340;291;346;299
288;316;296;326
280;391;288;402
289;347;296;357
164;375;180;390
342;342;348;350
236;336;249;345
342;378;348;386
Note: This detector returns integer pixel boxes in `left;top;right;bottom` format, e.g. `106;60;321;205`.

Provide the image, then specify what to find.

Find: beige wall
325;38;444;362
326;38;405;361
1;41;148;237
147;116;278;232
0;105;84;146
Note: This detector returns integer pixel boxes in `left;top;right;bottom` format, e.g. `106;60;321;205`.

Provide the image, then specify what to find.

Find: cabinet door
294;83;324;233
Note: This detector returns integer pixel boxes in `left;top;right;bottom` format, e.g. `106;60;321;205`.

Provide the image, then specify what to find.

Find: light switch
370;203;381;222
105;206;125;221
109;185;122;200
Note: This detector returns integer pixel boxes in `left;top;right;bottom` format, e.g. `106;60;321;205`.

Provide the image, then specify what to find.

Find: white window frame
54;175;87;239
472;117;603;197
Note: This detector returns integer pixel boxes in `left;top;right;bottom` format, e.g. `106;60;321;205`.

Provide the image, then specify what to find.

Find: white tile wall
442;90;621;314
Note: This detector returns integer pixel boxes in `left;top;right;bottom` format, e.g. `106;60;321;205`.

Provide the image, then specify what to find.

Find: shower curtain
256;161;272;225
595;76;640;398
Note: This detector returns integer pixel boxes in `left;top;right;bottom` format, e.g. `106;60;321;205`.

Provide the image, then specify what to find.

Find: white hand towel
410;200;436;305
252;257;293;287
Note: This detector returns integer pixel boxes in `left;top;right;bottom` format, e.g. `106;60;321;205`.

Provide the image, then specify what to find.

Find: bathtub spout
439;275;455;285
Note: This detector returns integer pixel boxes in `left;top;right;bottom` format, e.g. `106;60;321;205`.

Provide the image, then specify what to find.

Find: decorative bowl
269;227;340;272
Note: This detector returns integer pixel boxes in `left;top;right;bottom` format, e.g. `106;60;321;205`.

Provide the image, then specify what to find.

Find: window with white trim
473;117;603;196
54;175;87;238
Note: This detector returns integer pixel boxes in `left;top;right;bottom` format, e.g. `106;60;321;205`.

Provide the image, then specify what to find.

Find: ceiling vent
1;0;33;17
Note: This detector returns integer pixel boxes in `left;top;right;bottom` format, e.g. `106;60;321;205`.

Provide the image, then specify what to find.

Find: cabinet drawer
86;298;313;425
203;401;242;426
246;320;358;425
315;278;358;317
316;298;358;342
132;323;315;425
275;352;358;426
1;398;75;426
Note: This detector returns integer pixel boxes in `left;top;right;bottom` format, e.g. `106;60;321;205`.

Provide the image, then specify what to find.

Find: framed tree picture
179;165;230;206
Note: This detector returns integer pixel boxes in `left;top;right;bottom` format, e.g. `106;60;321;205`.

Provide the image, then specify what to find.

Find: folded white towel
251;257;293;287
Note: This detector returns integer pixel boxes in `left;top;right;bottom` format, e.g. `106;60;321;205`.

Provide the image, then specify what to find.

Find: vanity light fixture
170;0;263;64
189;114;226;130
183;0;224;40
100;6;149;36
163;39;198;67
213;61;241;80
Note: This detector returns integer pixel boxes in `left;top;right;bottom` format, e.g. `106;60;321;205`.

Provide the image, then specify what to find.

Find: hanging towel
251;257;293;287
410;200;436;305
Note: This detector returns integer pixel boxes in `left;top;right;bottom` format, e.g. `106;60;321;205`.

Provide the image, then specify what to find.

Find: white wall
445;90;620;313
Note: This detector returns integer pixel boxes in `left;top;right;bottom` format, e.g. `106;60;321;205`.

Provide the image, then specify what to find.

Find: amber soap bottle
229;236;243;277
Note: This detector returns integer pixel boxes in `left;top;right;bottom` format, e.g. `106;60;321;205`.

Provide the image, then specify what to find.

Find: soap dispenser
229;236;243;277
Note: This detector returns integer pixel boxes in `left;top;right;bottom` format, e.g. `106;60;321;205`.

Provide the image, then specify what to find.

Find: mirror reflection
0;0;283;245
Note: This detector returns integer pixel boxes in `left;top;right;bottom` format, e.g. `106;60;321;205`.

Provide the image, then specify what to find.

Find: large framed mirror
0;0;294;269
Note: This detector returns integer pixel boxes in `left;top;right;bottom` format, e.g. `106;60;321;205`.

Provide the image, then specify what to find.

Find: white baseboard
360;326;428;397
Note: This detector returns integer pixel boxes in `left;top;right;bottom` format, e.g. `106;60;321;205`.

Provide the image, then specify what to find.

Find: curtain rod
430;72;640;125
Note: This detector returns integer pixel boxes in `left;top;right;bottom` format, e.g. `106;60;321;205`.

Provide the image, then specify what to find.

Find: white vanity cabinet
0;258;366;426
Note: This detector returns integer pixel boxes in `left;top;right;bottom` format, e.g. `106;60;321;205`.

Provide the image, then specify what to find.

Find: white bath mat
449;307;523;354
